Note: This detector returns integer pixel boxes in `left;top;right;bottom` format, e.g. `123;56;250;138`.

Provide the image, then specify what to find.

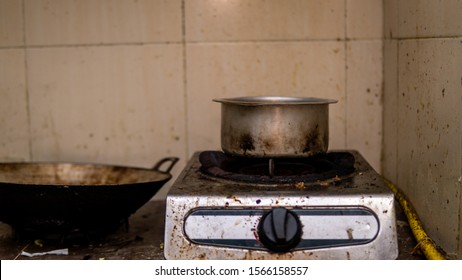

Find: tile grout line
343;0;348;148
1;35;460;50
395;4;400;186
459;29;462;256
22;0;33;162
380;3;387;176
0;38;402;51
391;35;462;41
460;53;462;258
181;0;189;160
0;41;183;49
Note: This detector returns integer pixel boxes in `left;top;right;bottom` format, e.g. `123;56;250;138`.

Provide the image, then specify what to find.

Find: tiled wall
0;0;383;200
383;0;462;258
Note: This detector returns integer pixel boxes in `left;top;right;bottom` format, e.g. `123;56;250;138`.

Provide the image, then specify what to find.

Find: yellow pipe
384;178;446;260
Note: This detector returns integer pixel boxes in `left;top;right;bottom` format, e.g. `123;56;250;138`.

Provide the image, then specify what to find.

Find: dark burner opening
199;151;355;184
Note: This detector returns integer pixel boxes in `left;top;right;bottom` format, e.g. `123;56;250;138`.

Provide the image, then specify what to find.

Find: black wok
0;157;178;239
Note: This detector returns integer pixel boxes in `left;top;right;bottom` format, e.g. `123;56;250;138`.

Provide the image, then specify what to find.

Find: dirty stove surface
164;151;407;259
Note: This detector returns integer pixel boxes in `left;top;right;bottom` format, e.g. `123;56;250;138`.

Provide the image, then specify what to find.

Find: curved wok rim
0;161;174;187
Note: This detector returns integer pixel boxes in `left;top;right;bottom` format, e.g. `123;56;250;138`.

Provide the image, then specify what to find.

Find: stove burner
199;151;355;184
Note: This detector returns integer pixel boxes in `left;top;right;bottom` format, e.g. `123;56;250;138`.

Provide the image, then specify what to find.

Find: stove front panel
183;207;379;250
164;194;398;260
164;151;398;260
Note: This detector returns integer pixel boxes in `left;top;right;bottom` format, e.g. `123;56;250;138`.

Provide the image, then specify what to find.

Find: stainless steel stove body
164;150;398;259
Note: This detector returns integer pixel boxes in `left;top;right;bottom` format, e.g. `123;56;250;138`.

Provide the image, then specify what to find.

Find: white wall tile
186;42;346;156
382;39;398;181
0;0;24;46
347;0;383;39
398;0;462;38
26;44;185;171
346;40;383;171
0;49;29;161
186;0;345;42
25;0;182;45
398;39;462;256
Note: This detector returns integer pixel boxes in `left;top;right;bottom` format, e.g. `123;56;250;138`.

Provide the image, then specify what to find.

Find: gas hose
384;178;446;260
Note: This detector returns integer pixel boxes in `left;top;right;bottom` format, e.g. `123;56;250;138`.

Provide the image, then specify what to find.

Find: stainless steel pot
214;96;337;158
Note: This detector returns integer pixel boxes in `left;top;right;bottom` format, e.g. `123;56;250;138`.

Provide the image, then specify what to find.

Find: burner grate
199;151;355;184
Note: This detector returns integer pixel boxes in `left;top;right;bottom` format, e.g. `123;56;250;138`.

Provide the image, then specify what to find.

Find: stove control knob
257;207;302;252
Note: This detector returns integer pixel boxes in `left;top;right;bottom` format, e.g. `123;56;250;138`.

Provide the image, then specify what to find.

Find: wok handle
152;157;179;173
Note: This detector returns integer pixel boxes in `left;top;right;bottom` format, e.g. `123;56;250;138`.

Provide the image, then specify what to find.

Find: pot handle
152;157;179;173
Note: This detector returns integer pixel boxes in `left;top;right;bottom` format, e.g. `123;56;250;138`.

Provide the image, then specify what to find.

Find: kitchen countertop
0;200;424;260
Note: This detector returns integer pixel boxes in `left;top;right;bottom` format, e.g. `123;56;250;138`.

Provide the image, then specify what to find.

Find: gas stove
164;150;398;259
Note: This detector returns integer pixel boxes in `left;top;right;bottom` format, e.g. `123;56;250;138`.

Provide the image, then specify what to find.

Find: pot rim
213;96;338;106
